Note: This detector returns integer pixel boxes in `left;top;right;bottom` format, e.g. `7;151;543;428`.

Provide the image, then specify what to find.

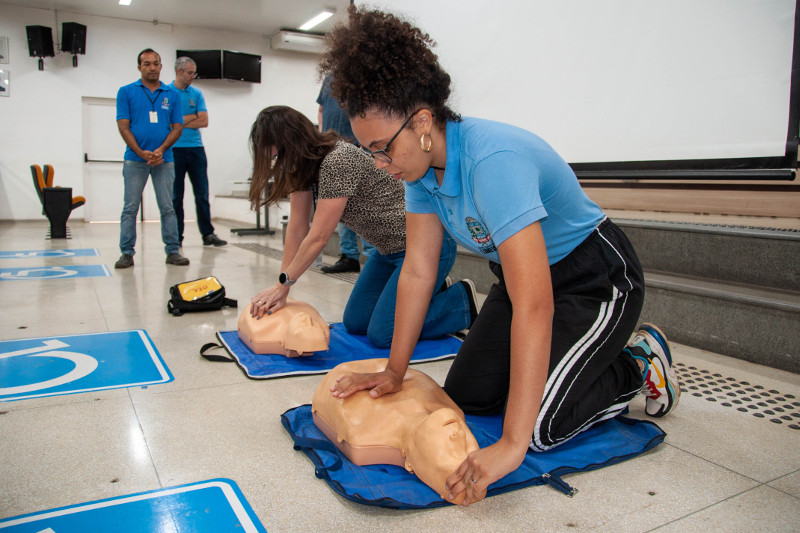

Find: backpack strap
223;297;238;308
167;300;184;316
200;342;235;363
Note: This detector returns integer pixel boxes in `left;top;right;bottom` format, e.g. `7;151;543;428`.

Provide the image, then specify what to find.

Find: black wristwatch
279;272;296;286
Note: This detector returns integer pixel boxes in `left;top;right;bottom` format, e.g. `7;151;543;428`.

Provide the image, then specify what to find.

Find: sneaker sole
645;354;678;417
640;323;672;364
638;326;681;417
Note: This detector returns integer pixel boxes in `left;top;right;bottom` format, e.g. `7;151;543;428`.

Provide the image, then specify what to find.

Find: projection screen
365;0;799;178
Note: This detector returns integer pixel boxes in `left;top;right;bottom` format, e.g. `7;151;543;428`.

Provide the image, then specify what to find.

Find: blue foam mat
216;323;462;379
282;404;666;509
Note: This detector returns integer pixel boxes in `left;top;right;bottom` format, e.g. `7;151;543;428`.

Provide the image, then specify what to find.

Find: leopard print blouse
317;141;406;255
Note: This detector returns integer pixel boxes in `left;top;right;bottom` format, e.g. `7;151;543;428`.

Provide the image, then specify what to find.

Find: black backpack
167;276;237;316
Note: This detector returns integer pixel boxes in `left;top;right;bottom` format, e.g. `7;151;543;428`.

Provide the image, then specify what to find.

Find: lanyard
140;84;162;111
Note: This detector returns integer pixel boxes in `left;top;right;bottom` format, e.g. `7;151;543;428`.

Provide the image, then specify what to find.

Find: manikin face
284;312;328;353
138;52;162;84
350;109;433;183
406;407;479;503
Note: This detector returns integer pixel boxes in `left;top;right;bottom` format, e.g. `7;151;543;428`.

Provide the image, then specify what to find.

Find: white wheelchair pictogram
10;250;76;258
0;339;99;395
0;267;79;280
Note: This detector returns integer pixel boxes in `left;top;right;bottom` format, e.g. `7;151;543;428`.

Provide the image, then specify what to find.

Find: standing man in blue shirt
115;48;189;268
170;57;227;247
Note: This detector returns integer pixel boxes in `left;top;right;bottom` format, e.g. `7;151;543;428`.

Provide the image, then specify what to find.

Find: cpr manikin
238;298;329;356
311;359;481;504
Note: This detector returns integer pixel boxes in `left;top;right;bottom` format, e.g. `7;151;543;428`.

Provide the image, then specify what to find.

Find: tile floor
0;219;798;532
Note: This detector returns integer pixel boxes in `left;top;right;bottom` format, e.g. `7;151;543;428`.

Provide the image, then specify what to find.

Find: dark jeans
343;234;470;348
444;219;645;451
172;147;214;239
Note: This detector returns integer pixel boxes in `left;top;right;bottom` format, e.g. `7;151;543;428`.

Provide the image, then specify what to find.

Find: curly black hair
318;5;460;127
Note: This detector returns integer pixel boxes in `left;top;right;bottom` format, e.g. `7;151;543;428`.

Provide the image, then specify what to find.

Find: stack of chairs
30;164;86;239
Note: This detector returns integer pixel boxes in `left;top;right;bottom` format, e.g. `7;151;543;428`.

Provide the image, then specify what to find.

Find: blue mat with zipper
213;323;461;379
281;404;665;509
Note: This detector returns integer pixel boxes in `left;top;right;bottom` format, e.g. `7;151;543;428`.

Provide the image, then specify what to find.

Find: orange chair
42;164;86;210
30;164;86;238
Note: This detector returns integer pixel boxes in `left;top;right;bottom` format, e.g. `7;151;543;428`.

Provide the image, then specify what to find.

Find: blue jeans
343;234;470;348
339;223;375;259
120;160;180;256
173;147;214;239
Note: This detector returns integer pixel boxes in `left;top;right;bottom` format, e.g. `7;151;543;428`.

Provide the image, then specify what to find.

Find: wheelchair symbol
11;250;76;258
0;339;98;395
0;267;79;280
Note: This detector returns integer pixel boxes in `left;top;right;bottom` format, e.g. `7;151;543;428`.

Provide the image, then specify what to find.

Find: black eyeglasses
359;109;422;164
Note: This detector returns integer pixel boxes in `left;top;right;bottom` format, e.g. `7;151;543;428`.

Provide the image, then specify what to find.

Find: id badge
149;111;158;123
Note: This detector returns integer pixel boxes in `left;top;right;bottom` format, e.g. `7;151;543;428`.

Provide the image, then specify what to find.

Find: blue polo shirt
116;80;183;162
405;118;604;265
316;75;354;141
169;81;207;148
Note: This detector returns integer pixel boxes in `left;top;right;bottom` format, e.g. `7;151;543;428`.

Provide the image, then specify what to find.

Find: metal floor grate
231;243;359;285
675;362;800;430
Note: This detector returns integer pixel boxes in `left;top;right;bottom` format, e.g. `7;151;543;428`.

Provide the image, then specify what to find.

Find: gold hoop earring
419;133;432;153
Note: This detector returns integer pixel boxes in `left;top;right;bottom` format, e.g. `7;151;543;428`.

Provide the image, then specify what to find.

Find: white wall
371;0;796;164
0;4;324;221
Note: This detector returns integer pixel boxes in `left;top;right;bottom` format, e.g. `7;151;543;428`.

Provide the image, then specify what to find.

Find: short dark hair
137;48;161;65
318;6;460;127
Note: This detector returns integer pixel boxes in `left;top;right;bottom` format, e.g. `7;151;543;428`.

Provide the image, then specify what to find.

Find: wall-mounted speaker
61;22;87;55
26;25;55;57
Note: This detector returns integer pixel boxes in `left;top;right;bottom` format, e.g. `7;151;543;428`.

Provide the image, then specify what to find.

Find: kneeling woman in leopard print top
247;105;474;348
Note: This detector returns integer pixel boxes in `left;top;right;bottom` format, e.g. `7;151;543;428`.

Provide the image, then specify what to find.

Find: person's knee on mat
366;322;393;349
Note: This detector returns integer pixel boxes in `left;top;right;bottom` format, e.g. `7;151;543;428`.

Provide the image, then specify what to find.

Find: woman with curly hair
247;105;474;348
323;7;680;505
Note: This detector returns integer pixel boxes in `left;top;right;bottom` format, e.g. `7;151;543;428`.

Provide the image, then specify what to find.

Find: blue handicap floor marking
0;265;110;281
0;330;173;402
0;248;100;259
0;478;267;532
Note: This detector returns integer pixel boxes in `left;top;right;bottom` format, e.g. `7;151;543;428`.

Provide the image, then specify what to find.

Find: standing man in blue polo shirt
115;48;189;268
169;57;226;247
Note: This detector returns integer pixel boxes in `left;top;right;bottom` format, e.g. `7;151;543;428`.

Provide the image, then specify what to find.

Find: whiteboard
370;0;797;165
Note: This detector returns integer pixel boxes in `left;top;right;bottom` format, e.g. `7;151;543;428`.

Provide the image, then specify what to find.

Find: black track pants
443;218;646;451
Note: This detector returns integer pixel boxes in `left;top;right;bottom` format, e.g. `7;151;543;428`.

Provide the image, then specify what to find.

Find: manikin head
405;407;478;500
237;299;329;356
311;359;480;504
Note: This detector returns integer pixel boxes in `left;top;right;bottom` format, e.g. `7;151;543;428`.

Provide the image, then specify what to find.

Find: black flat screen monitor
223;50;261;83
176;49;222;79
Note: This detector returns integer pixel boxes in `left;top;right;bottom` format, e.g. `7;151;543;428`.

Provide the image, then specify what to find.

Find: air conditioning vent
270;30;324;54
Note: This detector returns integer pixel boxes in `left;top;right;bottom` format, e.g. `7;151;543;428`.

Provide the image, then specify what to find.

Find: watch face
279;272;287;284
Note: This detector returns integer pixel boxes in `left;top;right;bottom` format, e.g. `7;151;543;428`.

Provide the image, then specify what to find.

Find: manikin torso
238;299;330;356
311;358;480;504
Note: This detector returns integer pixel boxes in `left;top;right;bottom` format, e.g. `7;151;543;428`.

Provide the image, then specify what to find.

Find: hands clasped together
141;149;164;166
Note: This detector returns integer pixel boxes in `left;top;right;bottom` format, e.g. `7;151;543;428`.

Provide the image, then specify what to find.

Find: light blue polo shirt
116;80;183;162
169;82;207;148
405;118;604;265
